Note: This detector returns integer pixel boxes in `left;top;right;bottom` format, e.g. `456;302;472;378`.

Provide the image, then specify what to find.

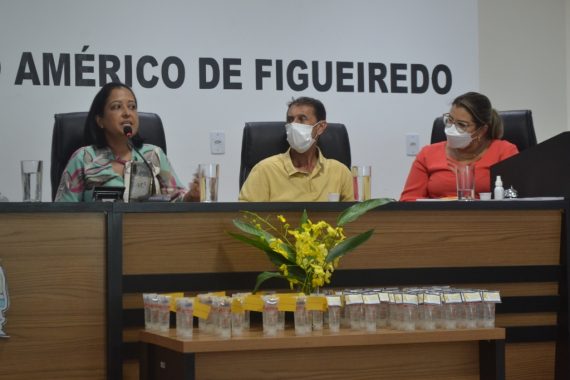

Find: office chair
430;110;537;152
50;111;167;200
239;122;351;189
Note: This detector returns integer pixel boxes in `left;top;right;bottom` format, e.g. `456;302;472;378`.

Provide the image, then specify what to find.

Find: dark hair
287;96;326;122
452;91;503;139
84;82;143;148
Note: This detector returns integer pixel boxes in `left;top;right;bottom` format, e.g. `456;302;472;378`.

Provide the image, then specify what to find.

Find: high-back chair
430;109;537;152
239;122;351;189
50;111;166;200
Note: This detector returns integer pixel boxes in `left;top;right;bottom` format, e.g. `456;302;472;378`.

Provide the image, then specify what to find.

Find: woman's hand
183;172;200;202
184;173;200;202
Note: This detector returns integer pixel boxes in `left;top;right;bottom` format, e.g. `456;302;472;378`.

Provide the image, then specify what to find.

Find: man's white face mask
444;124;474;149
285;121;320;153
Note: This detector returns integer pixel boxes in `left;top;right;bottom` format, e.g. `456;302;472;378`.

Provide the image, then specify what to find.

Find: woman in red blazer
400;92;519;201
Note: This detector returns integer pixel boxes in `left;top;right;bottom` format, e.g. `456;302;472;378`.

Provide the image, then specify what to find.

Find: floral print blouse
55;144;186;202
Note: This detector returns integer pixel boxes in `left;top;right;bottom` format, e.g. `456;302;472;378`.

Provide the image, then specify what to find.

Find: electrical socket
210;131;225;154
406;133;420;156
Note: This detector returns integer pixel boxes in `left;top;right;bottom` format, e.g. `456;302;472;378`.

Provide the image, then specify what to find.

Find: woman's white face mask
285;122;319;153
445;124;474;149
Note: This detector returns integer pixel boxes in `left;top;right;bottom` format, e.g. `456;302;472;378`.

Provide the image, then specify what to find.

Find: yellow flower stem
243;211;294;246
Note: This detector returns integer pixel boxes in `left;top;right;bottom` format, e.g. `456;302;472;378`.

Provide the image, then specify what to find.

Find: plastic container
143;293;157;330
157;295;171;332
494;176;504;200
230;295;245;336
176;297;194;338
294;296;310;335
311;310;323;331
328;305;341;332
262;295;279;336
217;297;231;339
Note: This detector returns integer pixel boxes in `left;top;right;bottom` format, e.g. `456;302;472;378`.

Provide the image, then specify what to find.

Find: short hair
287;96;326;122
452;91;504;140
84;82;143;148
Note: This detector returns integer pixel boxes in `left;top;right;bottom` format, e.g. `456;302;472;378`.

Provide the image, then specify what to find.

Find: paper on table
417;196;564;202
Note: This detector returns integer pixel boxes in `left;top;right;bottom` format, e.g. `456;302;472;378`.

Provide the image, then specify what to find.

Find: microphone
123;126;134;139
123;126;156;196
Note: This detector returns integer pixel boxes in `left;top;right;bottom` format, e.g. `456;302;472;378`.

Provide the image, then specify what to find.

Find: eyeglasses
443;113;477;132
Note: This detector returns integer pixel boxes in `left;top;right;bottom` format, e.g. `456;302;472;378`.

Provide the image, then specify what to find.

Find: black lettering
275;60;283;91
312;61;332;92
124;55;133;87
137;55;159;88
75;50;96;87
255;59;272;90
223;58;241;90
287;60;308;91
99;54;121;85
15;52;40;85
390;63;407;93
336;61;354;92
411;64;429;94
357;62;364;93
199;57;220;89
162;56;185;89
368;63;387;93
432;64;452;94
43;53;70;86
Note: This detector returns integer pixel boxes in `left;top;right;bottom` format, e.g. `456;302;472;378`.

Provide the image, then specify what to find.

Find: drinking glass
352;166;371;201
455;163;475;201
198;163;219;202
21;160;43;202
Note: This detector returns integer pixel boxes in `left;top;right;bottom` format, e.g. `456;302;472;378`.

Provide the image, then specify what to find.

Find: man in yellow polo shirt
238;97;354;202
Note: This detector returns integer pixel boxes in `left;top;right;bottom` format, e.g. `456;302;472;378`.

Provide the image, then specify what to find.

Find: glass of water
198;163;219;202
455;163;475;201
20;160;43;202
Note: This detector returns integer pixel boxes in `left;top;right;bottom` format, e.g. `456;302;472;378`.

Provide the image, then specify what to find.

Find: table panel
0;213;106;380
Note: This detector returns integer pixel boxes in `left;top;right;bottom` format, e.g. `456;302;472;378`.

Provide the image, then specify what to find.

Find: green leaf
228;232;285;264
337;198;393;226
227;231;273;252
232;218;275;242
253;271;286;293
282;264;307;283
325;229;374;263
227;232;302;279
298;209;308;230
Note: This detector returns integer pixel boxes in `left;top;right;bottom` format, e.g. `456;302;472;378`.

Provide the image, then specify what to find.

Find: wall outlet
406;133;420;156
210;131;225;154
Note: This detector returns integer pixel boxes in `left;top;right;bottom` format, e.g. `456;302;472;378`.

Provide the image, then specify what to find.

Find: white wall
0;0;479;202
479;0;568;141
0;0;568;203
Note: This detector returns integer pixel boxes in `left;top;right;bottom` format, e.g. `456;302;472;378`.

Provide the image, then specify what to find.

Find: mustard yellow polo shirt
238;148;354;202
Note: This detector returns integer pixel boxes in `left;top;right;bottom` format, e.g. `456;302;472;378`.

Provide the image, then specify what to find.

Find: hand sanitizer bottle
494;176;504;200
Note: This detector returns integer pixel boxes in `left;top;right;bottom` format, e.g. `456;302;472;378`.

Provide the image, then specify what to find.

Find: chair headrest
239;122;351;189
50;111;166;200
430;109;537;152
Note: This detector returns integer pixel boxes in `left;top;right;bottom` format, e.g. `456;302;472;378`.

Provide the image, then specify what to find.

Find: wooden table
1;200;565;379
139;327;506;380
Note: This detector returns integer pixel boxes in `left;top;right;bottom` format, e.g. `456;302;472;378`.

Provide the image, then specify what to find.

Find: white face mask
285;122;318;153
445;124;473;149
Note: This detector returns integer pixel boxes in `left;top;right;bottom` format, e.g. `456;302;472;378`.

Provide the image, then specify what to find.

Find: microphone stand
123;126;156;196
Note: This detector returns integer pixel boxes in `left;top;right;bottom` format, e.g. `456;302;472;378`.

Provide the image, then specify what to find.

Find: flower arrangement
229;198;392;294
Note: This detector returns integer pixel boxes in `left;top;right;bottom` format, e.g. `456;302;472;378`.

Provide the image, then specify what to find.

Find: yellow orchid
229;199;392;294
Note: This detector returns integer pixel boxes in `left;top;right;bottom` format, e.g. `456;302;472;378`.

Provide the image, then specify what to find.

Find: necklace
114;155;129;165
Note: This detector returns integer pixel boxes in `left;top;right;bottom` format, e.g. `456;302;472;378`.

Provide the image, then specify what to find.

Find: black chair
239;122;351;189
50;111;167;200
430;110;537;152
